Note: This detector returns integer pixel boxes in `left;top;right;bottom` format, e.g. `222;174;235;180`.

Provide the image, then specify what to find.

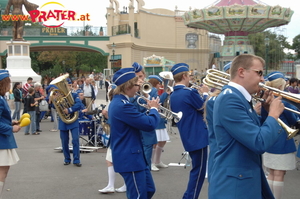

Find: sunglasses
250;69;263;77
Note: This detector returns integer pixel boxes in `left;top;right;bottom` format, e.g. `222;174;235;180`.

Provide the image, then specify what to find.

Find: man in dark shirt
24;88;38;135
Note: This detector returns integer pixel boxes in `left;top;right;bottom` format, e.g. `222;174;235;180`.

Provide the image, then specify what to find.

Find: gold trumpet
203;69;299;139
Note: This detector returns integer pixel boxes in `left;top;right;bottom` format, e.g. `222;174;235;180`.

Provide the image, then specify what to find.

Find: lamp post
264;36;270;75
111;43;116;71
62;60;65;73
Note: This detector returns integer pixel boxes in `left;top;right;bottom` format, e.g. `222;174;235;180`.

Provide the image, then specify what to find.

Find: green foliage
292;34;300;60
248;30;288;69
35;50;107;78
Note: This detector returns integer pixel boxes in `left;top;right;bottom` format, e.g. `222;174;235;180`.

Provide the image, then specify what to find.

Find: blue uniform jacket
131;88;158;145
155;92;169;129
170;85;208;152
261;100;297;154
58;93;82;131
205;96;218;182
108;94;160;173
0;96;17;149
209;85;282;199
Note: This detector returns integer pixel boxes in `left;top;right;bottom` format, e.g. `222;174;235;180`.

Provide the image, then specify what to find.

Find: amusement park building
106;1;219;75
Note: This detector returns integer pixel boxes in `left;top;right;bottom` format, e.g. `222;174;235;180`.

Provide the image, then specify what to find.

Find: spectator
12;82;22;121
89;71;94;80
24;87;38;135
99;72;104;89
287;78;299;94
105;77;111;102
71;80;79;93
34;82;45;132
82;78;95;111
94;73;100;89
22;77;33;113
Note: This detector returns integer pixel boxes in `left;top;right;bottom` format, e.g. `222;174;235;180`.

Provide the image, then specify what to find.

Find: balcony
112;24;131;36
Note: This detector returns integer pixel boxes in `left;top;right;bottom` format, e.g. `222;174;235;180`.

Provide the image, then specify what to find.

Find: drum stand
178;151;191;169
168;151;191;168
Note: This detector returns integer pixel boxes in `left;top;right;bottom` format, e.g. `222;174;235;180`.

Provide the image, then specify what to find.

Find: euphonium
49;74;79;124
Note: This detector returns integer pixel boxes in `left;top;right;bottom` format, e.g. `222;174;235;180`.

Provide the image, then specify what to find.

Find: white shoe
115;185;126;193
98;186;115;194
155;162;169;168
151;163;159;171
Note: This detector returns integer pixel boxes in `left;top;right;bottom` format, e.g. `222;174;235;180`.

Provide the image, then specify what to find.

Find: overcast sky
27;0;299;43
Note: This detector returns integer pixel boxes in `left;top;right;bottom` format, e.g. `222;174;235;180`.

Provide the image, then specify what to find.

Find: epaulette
223;88;232;95
209;96;217;101
121;99;129;104
183;86;193;91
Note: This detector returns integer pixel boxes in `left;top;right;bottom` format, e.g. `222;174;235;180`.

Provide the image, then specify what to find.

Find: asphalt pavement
3;88;300;199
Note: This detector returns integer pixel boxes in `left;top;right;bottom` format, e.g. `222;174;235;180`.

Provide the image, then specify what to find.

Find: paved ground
3;89;300;199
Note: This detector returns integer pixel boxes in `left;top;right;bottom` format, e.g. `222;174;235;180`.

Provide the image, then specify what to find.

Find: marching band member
204;89;220;182
76;89;92;121
148;75;170;170
205;62;235;182
131;62;159;171
0;70;21;198
109;68;160;199
223;61;232;74
209;54;284;199
261;72;298;199
58;78;83;167
170;63;209;199
98;84;127;194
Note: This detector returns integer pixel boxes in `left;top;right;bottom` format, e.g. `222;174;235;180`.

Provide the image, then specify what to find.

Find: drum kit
79;104;110;149
54;104;110;153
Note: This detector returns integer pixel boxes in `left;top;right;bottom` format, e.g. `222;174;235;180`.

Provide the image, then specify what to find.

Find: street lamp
62;60;65;73
111;43;116;70
265;35;270;75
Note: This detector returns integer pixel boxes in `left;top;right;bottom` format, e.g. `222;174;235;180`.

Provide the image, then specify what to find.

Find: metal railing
112;24;131;36
0;26;107;36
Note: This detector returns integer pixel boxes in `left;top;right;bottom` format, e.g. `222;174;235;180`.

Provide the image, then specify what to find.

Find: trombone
203;69;299;139
204;69;300;115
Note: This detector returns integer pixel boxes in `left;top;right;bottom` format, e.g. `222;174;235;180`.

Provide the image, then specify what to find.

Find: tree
248;30;288;69
37;51;107;78
292;34;300;60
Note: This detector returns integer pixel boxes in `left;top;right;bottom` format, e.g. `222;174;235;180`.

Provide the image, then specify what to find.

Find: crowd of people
1;55;300;199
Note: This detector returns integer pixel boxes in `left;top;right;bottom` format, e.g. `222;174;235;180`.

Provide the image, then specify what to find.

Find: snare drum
79;120;95;136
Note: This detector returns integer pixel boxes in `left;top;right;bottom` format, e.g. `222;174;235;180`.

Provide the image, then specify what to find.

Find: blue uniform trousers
183;147;207;199
120;167;155;199
143;144;153;166
60;127;80;164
